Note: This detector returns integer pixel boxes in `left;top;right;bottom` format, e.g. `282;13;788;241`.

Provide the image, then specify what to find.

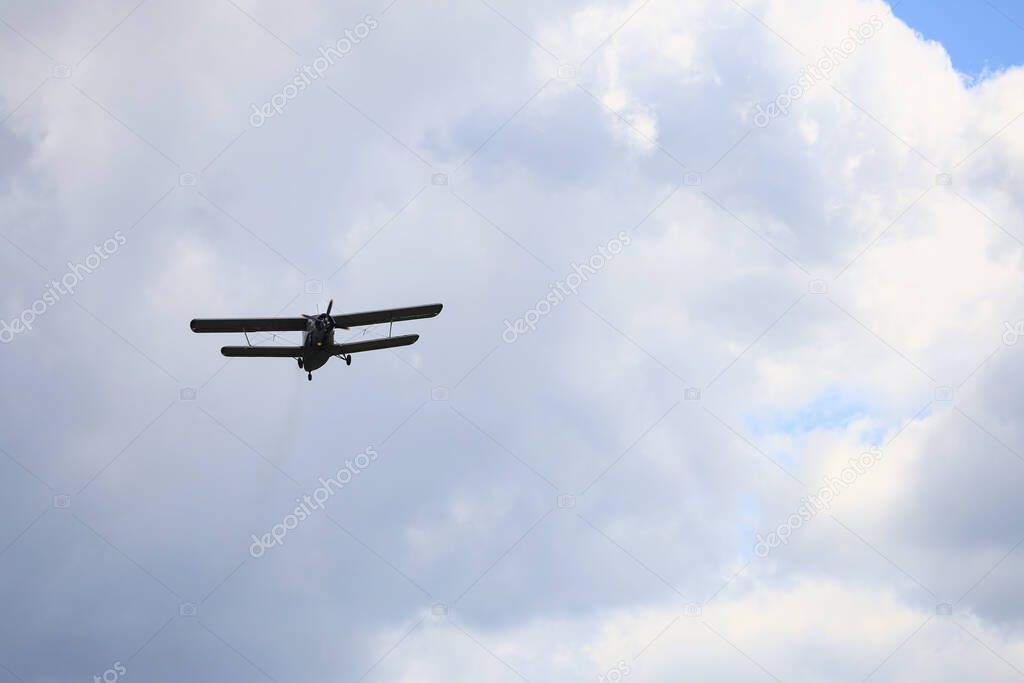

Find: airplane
190;300;442;381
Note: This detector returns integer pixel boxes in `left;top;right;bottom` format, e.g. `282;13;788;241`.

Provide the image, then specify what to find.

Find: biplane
190;300;442;380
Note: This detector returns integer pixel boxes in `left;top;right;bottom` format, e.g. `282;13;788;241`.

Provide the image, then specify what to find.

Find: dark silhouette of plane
191;300;442;380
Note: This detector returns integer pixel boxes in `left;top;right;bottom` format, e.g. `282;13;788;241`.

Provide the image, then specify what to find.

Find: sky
892;0;1024;77
1;1;1024;682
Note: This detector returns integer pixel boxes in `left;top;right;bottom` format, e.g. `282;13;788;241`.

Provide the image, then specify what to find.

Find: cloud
1;0;1024;681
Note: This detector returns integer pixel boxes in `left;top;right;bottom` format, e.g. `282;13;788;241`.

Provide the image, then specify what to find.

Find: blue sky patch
893;0;1024;78
745;388;869;439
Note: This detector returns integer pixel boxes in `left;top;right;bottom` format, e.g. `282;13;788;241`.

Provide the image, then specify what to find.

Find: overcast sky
2;1;1024;681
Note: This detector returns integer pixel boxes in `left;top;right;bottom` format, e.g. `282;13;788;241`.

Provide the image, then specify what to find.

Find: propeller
301;300;343;328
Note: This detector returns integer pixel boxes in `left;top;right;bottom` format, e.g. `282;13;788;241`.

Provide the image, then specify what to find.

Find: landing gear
307;372;312;381
297;358;304;369
344;354;352;366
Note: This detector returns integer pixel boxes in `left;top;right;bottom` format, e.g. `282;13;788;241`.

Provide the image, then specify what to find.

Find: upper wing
332;303;442;329
331;334;419;355
191;317;307;333
221;345;304;357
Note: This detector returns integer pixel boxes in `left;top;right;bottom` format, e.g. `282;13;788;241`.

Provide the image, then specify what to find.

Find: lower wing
219;335;419;358
331;334;419;355
220;346;303;357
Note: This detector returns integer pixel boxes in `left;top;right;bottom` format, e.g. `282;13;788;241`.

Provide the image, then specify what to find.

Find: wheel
307;372;312;381
345;355;351;366
297;358;303;369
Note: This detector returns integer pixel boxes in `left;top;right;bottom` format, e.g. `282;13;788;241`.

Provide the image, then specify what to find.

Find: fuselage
301;318;335;371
